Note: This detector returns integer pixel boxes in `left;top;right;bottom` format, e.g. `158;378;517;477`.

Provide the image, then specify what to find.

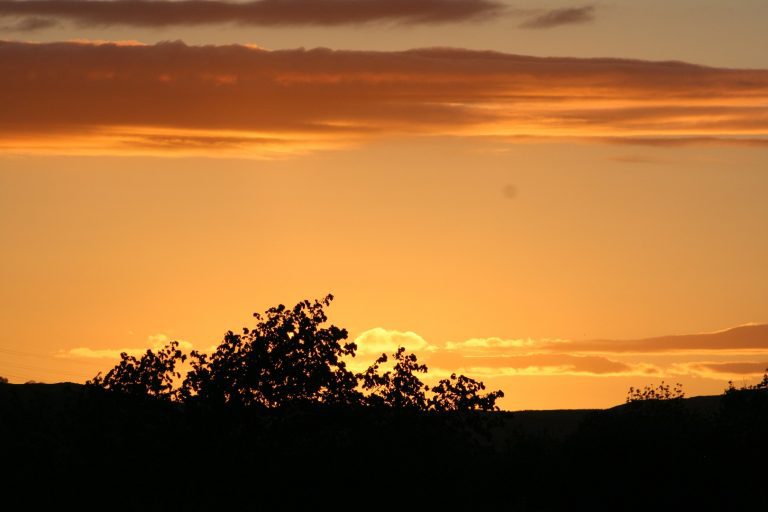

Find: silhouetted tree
181;294;360;407
0;375;8;384
87;341;187;401
430;373;504;412
359;347;430;409
626;381;684;402
86;294;505;414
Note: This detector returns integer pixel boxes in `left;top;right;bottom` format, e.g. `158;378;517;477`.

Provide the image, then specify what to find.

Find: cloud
670;361;768;378
444;324;768;358
0;0;504;27
0;16;58;31
597;136;768;148
1;40;767;156
348;327;437;372
660;360;768;381
519;5;594;29
697;362;768;375
431;352;655;377
445;337;540;350
418;324;768;379
354;327;437;357
608;154;666;164
59;334;193;360
560;324;768;355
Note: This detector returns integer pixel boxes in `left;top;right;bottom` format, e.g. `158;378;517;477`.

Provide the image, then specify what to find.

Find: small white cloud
58;334;193;359
431;361;661;378
345;327;437;372
65;347;135;359
147;333;169;344
353;327;436;357
445;337;539;350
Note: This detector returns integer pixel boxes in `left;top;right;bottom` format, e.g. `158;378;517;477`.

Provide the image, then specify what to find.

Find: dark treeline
1;296;766;509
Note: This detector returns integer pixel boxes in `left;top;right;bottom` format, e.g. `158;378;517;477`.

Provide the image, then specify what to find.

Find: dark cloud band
0;0;505;27
1;41;766;154
519;5;594;29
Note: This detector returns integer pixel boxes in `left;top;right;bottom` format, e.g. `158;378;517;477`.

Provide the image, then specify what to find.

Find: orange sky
1;1;767;409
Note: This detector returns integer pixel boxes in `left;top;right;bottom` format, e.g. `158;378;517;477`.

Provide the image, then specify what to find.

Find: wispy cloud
560;324;768;355
445;337;542;350
59;334;193;360
675;361;768;378
0;0;505;27
1;41;767;156
351;324;768;381
56;323;768;383
519;5;595;29
431;352;658;377
0;15;57;30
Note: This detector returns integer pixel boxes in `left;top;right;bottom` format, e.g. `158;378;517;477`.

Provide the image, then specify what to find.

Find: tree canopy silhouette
180;294;359;407
430;373;505;412
87;294;504;412
359;346;430;409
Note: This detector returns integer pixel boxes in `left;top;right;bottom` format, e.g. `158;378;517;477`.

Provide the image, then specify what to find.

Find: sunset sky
1;0;767;409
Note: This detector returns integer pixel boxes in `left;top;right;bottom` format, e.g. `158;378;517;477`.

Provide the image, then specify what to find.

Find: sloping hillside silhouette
1;296;766;509
2;381;767;509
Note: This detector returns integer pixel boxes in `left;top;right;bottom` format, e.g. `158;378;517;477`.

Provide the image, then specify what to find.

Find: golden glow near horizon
1;1;767;409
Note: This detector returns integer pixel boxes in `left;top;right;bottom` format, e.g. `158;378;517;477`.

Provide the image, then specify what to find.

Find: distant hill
1;382;765;509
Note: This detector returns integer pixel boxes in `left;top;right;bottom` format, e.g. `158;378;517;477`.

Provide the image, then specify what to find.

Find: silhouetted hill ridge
1;382;765;509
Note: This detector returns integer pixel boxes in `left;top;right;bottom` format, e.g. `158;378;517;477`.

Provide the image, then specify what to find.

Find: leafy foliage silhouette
0;375;8;384
430;373;504;412
86;340;186;400
88;294;504;412
180;294;359;407
359;346;430;409
626;381;684;403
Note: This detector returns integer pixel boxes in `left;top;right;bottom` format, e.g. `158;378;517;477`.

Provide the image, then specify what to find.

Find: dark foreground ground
1;383;766;510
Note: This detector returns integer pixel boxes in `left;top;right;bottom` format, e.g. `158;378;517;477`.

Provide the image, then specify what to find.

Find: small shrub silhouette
626;381;684;402
725;368;768;394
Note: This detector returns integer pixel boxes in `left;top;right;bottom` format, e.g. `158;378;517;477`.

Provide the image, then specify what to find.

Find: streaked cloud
0;15;57;30
597;136;768;148
1;40;767;156
560;324;768;355
431;352;657;377
519;5;594;29
55;324;768;383
0;0;505;27
670;361;768;380
696;361;768;375
356;323;768;381
445;337;541;350
58;334;193;360
444;324;768;357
